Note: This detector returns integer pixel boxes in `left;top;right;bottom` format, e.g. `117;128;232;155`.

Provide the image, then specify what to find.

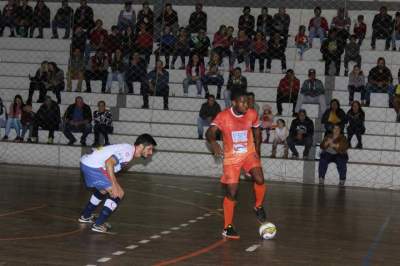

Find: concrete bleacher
1;3;400;189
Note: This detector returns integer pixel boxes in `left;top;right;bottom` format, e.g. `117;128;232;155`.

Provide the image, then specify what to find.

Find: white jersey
80;144;135;173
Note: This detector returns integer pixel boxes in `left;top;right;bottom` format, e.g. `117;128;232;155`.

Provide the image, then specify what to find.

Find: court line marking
138;239;150;244
180;223;188;227
246;244;260;252
125;245;138;250
0;204;47;218
150;235;161;239
97;257;111;263
112;251;126;256
170;227;180;230
161;230;171;234
363;214;392;266
188;220;197;223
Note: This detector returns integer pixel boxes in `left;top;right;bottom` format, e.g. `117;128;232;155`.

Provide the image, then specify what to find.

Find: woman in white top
271;119;289;158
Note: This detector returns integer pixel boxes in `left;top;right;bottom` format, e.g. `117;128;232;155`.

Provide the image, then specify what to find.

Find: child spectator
250;32;267;72
295;25;309;60
21;104;35;142
271;119;288;158
261;104;274;143
2;95;24;142
346;101;365;149
93;100;113;147
353;15;366;46
348;65;365;105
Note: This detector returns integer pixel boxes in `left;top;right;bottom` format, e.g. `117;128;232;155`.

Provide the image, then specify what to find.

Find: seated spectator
0;97;7;131
121;25;135;60
15;0;33;37
21;104;34;142
224;67;247;107
261;104;274;143
31;96;61;144
67;48;85;92
46;62;65;104
295;25;309;60
287;109;314;159
271;119;288;158
250;32;267;72
183;54;205;97
104;26;122;61
135;23;153;64
190;29;210;60
157;3;178;34
137;1;153;33
276;69;300;116
365;57;393;107
318;125;349;186
63;96;92;146
144;60;169;110
353;15;366;46
238;6;255;37
2;95;24;142
346;100;365;149
247;92;260;114
321;99;347;134
202;52;224;99
308;6;328;47
118;1;136;32
29;0;50;38
188;3;207;34
155;26;176;69
295;68;326;114
348;65;366;105
85;19;108;63
106;48;125;94
272;7;290;47
73;0;94;31
230;30;251;71
257;6;273;38
371;6;392;50
125;52;148;94
212;25;232;61
266;32;287;74
71;25;87;54
0;0;17;37
321;29;344;76
171;28;190;69
93;100;113;147
392;12;400;51
51;0;73;39
392;92;400;122
197;94;221;139
28;61;48;104
85;49;108;93
330;8;351;42
344;35;361;76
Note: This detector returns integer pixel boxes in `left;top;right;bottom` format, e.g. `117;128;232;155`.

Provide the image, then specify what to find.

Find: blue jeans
107;72;125;92
5;118;21;137
318;152;348;180
183;78;203;95
308;27;325;45
51;19;71;37
223;90;231;108
296;43;309;57
197;117;211;138
392;32;400;48
202;75;224;97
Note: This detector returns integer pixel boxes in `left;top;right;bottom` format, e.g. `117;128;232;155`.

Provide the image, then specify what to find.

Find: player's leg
92;191;123;233
79;189;107;223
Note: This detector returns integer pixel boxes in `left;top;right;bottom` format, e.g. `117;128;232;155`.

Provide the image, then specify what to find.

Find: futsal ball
259;222;277;240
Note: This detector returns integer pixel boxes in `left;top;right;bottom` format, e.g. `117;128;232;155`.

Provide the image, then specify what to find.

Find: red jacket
354;22;366;36
278;76;300;95
212;32;231;48
308;17;329;32
89;28;108;46
136;31;153;49
186;63;205;77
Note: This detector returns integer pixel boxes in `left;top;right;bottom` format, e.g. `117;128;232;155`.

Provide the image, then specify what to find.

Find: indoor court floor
0;164;399;266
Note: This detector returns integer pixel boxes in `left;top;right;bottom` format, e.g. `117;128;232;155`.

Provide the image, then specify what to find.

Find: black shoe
51;35;58;39
222;224;240;239
9;32;15;37
37;99;44;103
142;105;149;109
356;143;363;149
67;140;76;146
344;70;348;77
80;141;87;147
254;205;267;223
2;136;8;141
164;106;169;110
198;135;203;140
85;89;91;93
216;94;221;99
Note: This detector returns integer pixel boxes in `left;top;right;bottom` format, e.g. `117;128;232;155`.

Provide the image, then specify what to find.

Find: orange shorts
220;152;262;184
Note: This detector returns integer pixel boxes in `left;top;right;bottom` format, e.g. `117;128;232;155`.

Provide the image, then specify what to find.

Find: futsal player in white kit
78;134;157;233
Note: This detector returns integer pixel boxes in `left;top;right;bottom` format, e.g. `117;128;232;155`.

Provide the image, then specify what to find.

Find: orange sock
223;197;235;228
254;183;266;208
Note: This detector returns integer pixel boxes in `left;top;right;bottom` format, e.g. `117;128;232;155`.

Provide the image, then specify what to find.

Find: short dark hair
314;6;321;12
231;90;247;101
135;134;157;147
246;92;255;98
207;94;215;100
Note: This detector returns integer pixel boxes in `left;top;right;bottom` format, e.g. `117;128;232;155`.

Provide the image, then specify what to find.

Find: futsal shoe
91;223;109;233
254;206;267;223
222;224;240;240
78;215;96;224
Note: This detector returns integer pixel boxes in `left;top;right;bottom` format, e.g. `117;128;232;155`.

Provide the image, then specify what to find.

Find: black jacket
35;101;61;128
126;58;148;80
372;13;392;36
346;109;365;133
54;6;73;23
238;14;255;36
227;75;247;94
32;5;50;27
257;14;273;34
16;5;33;23
321;37;345;60
188;11;207;33
64;104;92;123
199;102;221;120
74;5;94;29
289;117;314;138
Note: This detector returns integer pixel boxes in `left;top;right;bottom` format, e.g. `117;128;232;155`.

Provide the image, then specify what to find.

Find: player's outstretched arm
206;126;223;157
105;156;124;199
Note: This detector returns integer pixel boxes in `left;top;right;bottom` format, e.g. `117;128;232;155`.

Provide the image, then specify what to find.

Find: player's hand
211;142;223;157
111;184;124;198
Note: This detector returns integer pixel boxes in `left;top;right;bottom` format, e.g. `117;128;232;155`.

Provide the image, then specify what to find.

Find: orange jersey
211;108;260;164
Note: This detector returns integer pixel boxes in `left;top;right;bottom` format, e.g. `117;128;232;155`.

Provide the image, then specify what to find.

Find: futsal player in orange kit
206;91;266;239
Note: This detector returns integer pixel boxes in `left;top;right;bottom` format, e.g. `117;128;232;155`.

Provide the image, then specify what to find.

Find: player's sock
95;197;121;226
223;197;235;228
253;183;266;208
82;190;106;218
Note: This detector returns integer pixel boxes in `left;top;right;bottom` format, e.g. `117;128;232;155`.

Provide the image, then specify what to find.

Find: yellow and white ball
259;222;277;240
